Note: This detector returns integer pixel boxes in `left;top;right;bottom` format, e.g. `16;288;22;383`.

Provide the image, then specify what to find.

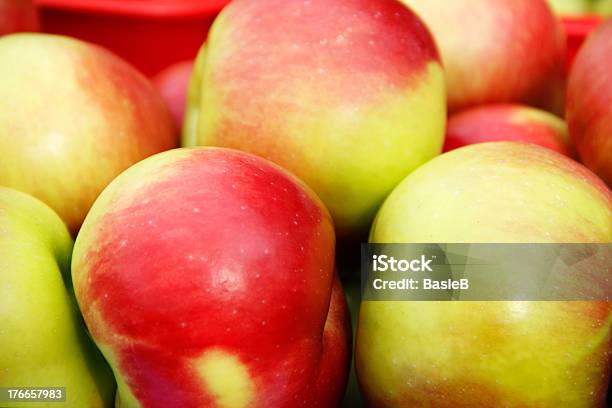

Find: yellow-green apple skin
547;0;591;14
0;33;177;235
182;43;207;147
567;19;612;187
0;187;114;407
593;0;612;15
401;0;567;114
72;148;351;408
356;142;612;407
185;0;446;237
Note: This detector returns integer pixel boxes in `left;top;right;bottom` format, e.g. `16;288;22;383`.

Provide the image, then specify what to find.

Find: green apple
0;187;114;407
357;142;611;407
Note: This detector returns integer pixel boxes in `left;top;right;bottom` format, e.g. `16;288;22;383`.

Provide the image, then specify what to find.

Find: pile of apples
1;0;610;407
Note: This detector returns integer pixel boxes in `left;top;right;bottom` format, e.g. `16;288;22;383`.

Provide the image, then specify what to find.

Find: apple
357;142;611;407
0;186;114;407
592;0;612;15
444;104;572;156
566;19;612;186
72;147;351;407
182;43;207;147
153;60;194;130
185;0;446;237
0;0;38;35
401;0;566;113
0;33;177;235
546;0;591;14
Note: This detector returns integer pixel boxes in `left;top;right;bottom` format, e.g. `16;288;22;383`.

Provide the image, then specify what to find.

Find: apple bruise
75;148;349;407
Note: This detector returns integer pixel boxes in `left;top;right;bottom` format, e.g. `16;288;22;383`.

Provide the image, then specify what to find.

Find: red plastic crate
34;0;230;76
561;15;603;70
0;0;39;35
32;2;604;78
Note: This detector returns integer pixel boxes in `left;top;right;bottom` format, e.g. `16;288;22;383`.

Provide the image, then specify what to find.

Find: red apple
0;33;177;235
444;104;572;156
401;0;567;113
0;0;38;35
154;60;194;130
72;147;351;407
185;0;447;237
566;19;612;186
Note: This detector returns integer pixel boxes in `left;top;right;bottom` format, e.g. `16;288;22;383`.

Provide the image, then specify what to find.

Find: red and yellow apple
566;19;612;186
401;0;566;113
185;0;446;236
0;33;177;235
357;142;611;407
444;104;572;156
0;187;114;408
72;148;351;407
0;0;38;35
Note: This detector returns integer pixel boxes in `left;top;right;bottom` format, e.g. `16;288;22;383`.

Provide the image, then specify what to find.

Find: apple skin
153;61;194;130
72;148;351;408
567;19;612;187
0;0;38;35
185;0;446;237
182;44;207;147
546;0;591;14
0;33;178;235
444;104;572;156
0;187;115;407
593;0;612;15
401;0;566;113
357;142;611;407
